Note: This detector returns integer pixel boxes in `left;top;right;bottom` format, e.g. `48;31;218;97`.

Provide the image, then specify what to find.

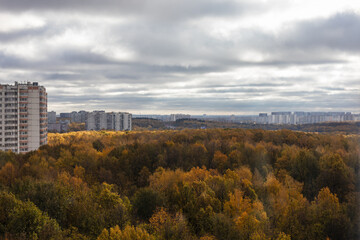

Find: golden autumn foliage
97;225;153;240
0;128;358;240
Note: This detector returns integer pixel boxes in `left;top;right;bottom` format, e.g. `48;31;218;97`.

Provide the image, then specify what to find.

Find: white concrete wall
27;89;40;151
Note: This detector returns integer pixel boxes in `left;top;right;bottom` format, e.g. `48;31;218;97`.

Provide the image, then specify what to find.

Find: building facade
170;114;191;121
0;82;47;153
254;111;358;125
70;110;88;123
86;111;132;131
48;111;56;124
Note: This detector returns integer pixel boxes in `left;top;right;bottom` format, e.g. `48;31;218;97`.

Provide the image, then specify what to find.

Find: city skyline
0;1;359;114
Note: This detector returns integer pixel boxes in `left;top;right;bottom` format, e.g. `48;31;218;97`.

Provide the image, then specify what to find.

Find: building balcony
4;124;18;127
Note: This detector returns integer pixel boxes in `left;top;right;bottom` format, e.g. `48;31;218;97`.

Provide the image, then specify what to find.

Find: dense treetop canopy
0;129;359;239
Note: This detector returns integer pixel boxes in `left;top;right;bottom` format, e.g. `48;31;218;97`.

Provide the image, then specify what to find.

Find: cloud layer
0;0;359;114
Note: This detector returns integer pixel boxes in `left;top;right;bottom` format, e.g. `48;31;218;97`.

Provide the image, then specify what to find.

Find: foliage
0;129;358;239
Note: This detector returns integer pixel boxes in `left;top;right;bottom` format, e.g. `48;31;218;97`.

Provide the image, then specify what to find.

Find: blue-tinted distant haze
0;0;359;114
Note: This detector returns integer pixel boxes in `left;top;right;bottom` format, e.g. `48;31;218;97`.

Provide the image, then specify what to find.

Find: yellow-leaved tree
97;225;154;240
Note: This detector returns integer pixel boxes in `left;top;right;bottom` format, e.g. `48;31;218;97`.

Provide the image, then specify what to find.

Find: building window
5;120;17;125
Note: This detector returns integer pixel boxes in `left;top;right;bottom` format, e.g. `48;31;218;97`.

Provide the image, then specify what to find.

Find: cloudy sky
0;0;359;114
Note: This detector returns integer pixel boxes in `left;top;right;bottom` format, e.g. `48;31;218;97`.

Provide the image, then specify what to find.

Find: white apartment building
0;82;47;153
48;111;56;124
170;114;191;121
86;111;107;130
86;111;132;131
121;112;132;131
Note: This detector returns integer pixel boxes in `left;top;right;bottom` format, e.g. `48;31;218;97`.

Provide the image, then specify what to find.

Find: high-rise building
86;111;132;131
0;82;47;153
86;111;107;130
70;110;88;123
121;112;132;131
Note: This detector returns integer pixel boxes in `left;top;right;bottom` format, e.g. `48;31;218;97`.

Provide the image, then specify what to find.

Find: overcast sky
0;0;359;114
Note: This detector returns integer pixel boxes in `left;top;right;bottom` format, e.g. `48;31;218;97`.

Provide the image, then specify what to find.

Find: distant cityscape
134;112;360;124
1;81;358;153
48;110;132;132
49;111;360;133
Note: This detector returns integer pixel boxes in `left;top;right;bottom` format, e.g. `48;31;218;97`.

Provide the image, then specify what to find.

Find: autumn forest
0;129;359;240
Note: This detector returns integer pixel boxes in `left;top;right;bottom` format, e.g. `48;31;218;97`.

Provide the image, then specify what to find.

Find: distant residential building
60;112;71;118
86;111;107;130
70;110;88;123
170;114;191;121
48;120;69;133
258;113;268;124
0;82;47;153
48;123;61;132
269;112;291;124
259;113;267;117
48;111;56;124
253;111;358;125
107;112;121;131
86;111;132;131
122;112;132;131
133;114;169;121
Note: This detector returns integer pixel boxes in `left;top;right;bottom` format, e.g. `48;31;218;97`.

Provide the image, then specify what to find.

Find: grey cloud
229;12;360;63
320;87;347;91
0;49;117;70
42;73;85;81
0;2;359;114
277;90;327;97
0;26;48;42
0;51;31;68
283;12;360;52
197;87;274;94
48;93;158;111
46;83;360;113
0;0;251;22
55;49;119;65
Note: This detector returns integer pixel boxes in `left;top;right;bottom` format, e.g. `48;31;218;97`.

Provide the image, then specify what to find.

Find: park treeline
133;118;360;134
0;129;359;240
